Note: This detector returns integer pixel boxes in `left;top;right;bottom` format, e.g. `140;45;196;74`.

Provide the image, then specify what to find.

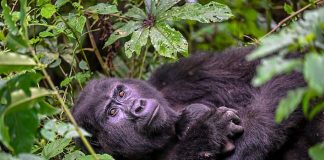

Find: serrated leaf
1;0;18;34
160;2;232;23
150;23;188;58
42;138;71;159
304;53;324;94
124;6;147;20
275;88;305;123
77;154;114;160
0;53;37;74
68;15;86;35
125;28;149;58
252;57;302;86
55;0;69;8
86;3;118;15
104;21;142;48
156;0;181;13
309;142;324;160
41;4;57;19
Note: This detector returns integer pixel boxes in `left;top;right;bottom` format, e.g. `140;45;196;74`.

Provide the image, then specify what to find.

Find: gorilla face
72;78;179;159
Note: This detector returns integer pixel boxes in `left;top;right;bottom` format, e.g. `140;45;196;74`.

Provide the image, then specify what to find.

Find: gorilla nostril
135;106;144;113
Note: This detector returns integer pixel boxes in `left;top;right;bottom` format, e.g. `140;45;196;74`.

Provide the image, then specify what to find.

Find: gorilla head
72;78;179;159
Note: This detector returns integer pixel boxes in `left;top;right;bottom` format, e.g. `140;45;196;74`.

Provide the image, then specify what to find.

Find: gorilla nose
130;99;156;117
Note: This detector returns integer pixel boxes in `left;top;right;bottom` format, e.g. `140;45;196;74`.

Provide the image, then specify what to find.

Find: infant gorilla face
72;78;179;159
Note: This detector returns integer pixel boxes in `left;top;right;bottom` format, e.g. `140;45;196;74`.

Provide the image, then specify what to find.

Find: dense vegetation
0;0;323;159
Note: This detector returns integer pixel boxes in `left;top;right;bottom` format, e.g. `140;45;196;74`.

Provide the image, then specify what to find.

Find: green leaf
0;153;17;160
86;3;118;15
39;31;54;37
5;33;29;53
77;154;114;160
63;151;85;160
0;53;37;74
304;53;324;94
5;109;39;154
68;15;86;35
284;3;294;14
149;23;188;58
252;57;302;86
309;142;324;160
55;0;69;8
41;4;57;19
124;6;147;20
37;100;58;116
1;0;19;34
104;21;142;48
125;28;150;58
18;154;45;160
78;60;89;70
156;0;181;13
5;88;54;115
42;138;71;159
247;34;295;60
160;2;232;23
275;88;305;123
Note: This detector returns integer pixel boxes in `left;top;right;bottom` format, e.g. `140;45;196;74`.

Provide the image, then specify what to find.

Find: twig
261;0;323;39
85;20;110;75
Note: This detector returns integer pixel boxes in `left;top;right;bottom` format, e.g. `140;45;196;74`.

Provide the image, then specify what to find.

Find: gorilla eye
108;108;118;117
118;90;125;98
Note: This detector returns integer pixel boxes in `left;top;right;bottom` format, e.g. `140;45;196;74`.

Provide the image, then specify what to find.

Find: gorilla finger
228;122;244;138
224;111;241;124
218;106;238;114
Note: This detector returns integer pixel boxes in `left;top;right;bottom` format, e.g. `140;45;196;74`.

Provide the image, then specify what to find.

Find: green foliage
309;142;324;160
42;138;71;159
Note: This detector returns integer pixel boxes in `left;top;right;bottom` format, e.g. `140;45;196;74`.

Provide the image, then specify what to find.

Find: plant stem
261;0;323;39
85;20;110;75
138;44;149;79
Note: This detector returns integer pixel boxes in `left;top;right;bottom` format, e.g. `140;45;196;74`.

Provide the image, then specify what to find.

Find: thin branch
261;0;323;39
85;20;110;75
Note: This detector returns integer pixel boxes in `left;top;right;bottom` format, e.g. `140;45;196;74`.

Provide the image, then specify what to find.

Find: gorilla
72;46;323;160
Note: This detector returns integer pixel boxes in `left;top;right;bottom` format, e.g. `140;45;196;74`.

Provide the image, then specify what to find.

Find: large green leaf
275;88;305;123
304;53;324;94
124;6;147;20
252;56;302;86
86;3;118;15
42;138;71;159
68;15;87;36
40;4;56;19
0;53;37;74
104;21;142;48
149;23;188;58
77;154;114;160
160;2;232;23
309;142;324;160
5;110;39;154
125;28;150;58
1;0;18;34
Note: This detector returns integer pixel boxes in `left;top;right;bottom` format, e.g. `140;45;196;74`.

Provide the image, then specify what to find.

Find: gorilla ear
176;104;212;140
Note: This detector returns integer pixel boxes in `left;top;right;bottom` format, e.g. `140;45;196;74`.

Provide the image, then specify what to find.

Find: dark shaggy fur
72;46;323;160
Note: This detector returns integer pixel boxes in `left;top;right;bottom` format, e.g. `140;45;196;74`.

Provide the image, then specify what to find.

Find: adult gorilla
72;46;323;160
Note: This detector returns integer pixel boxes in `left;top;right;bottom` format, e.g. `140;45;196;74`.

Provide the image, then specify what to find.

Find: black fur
72;46;323;160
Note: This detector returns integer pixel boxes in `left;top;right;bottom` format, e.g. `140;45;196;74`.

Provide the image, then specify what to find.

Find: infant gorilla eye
118;90;125;98
108;108;118;117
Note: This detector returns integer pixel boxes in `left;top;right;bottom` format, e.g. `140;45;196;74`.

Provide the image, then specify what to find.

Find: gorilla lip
147;105;160;126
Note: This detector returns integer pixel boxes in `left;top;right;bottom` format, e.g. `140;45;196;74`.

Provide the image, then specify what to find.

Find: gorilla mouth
147;105;160;126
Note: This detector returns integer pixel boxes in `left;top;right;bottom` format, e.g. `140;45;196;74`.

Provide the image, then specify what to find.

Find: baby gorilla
72;78;243;160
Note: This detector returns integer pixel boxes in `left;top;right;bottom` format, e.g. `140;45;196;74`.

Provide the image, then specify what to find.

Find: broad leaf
1;0;18;34
41;4;57;19
86;3;118;15
5;110;39;154
124;6;147;20
156;0;181;13
68;15;87;36
160;2;232;23
42;138;71;159
63;151;85;160
125;28;150;58
104;21;142;48
0;53;37;74
275;88;305;123
5;33;29;53
150;23;188;58
252;56;302;86
55;0;69;8
304;53;324;94
309;142;324;160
